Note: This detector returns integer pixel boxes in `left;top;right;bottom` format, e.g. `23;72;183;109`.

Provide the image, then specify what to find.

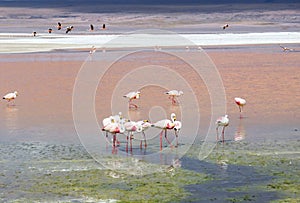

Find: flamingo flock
1;87;246;148
103;112;181;151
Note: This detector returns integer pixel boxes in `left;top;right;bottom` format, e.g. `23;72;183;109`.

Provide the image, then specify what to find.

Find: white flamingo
165;90;183;105
102;114;125;147
136;120;152;149
124;120;143;152
173;117;182;147
152;113;176;150
234;97;246;118
216;115;229;143
123;91;140;109
3;91;18;105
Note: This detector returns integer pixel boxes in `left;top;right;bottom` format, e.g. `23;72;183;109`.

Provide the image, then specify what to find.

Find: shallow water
0;46;299;201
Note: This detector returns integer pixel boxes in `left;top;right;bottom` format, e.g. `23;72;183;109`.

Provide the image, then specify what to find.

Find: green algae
27;165;211;202
185;140;300;202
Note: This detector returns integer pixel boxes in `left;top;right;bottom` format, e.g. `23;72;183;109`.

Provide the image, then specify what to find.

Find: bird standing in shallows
216;115;229;143
234;97;246;118
102;24;106;29
3;91;18;105
57;22;62;30
279;45;294;52
152;113;176;150
123;91;140;109
165;90;183;105
173;116;182;147
136;120;152;149
124;120;142;152
102;113;125;147
89;46;96;55
90;24;94;31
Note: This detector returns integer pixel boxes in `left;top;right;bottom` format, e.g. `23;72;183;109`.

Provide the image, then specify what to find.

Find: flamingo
216;115;229;143
3;91;18;105
152;113;176;150
173;116;182;147
123;91;140;109
124;120;143;152
222;24;229;30
136;120;152;149
234;97;246;118
165;90;183;105
102;114;125;147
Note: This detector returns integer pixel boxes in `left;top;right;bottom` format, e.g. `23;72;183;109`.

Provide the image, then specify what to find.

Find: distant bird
123;91;140;109
234;97;246;118
136;120;152;148
3;91;18;104
48;28;52;33
216;115;229;143
102;24;106;29
57;22;62;30
90;24;94;31
33;31;37;37
152;113;176;150
279;45;294;52
222;24;229;30
165;90;183;105
89;46;96;54
66;26;73;34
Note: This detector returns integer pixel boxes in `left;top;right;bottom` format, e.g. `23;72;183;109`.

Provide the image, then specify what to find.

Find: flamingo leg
165;129;174;148
222;126;225;143
143;131;147;148
140;131;147;149
130;133;133;152
175;131;178;147
126;134;129;152
160;130;163;150
113;133;116;147
129;99;138;109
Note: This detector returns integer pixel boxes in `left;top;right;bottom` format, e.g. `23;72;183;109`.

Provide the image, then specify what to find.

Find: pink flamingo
165;90;183;105
152;113;176;150
216;115;229;143
234;97;246;118
123;91;140;109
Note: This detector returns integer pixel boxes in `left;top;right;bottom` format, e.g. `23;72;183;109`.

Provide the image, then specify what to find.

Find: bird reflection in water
234;118;246;141
5;106;19;134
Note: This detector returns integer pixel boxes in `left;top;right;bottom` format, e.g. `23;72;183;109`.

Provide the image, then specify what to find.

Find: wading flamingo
234;97;246;118
136;120;152;149
165;90;183;105
3;91;18;105
216;115;229;143
102;114;125;147
124;120;142;152
152;113;176;150
123;91;140;109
